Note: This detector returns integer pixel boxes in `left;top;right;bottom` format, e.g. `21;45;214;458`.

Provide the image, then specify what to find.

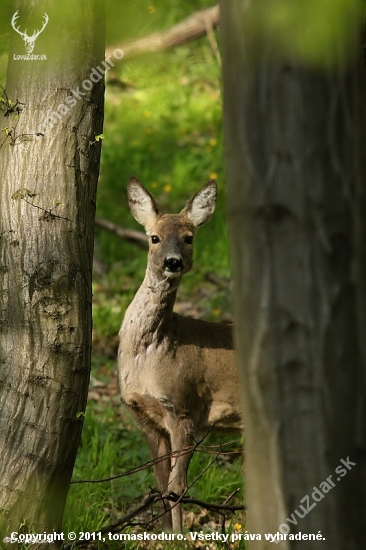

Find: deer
11;11;49;54
117;177;242;531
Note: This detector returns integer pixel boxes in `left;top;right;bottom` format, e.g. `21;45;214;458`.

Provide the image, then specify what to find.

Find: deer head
11;11;49;54
127;177;217;282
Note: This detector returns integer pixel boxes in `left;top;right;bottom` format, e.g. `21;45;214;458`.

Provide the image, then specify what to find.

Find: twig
143;435;239;529
220;488;240;534
62;492;161;550
95;216;148;249
205;271;232;290
62;491;244;549
167;492;244;514
23;198;73;223
70;441;242;485
70;446;195;484
204;15;221;65
65;435;243;549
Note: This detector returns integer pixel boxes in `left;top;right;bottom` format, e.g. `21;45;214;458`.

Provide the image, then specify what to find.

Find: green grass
93;39;232;342
64;382;245;547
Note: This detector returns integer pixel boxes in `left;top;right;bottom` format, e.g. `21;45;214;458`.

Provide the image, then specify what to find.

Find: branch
70;446;195;484
71;441;242;485
62;493;161;550
168;492;244;514
65;435;243;549
95;216;148;249
63;491;244;549
105;5;220;64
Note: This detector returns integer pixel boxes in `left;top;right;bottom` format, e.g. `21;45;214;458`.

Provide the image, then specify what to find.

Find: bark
0;0;104;541
105;5;219;63
221;1;366;549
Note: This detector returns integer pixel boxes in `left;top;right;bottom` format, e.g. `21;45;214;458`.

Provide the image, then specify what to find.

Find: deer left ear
181;180;217;227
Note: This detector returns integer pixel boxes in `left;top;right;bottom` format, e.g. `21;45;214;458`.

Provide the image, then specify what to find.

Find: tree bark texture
0;0;104;538
221;1;366;548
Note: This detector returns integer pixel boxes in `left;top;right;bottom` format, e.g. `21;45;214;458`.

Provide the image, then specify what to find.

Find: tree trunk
0;0;104;540
221;1;366;548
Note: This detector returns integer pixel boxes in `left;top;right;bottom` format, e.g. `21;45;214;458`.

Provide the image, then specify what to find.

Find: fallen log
105;5;219;63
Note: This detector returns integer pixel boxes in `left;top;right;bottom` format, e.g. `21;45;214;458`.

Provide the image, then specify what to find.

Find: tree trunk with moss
0;0;104;540
221;1;366;548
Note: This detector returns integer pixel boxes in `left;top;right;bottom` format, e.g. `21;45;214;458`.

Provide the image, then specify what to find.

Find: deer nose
164;257;183;272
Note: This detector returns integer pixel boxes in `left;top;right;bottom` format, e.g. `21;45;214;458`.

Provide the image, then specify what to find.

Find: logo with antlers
11;11;49;54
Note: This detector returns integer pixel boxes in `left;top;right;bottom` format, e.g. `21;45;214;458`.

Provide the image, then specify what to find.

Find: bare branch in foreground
64;436;243;548
70;441;242;485
62;491;245;549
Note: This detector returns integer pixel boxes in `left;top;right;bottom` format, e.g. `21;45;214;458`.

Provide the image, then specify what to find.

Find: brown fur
118;178;242;531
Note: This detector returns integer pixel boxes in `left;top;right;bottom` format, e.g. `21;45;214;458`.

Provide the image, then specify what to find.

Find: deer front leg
166;423;194;532
145;428;173;530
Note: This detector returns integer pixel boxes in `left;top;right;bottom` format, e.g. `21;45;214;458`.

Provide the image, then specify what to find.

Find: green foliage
94;38;231;340
247;0;361;67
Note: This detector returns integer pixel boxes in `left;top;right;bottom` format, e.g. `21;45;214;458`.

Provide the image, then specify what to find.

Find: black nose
164;257;183;272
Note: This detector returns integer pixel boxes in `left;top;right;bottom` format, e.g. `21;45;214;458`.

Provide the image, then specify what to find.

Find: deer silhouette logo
11;11;49;54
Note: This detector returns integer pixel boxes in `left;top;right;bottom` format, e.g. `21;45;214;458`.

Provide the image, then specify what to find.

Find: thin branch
62;493;161;550
143;437;239;529
65;434;243;549
23;198;73;223
63;491;244;549
70;441;242;484
70;446;195;484
205;271;232;290
168;493;244;514
105;5;220;64
95;216;148;249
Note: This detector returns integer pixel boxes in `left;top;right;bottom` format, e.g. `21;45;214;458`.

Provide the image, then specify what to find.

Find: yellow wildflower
164;184;172;193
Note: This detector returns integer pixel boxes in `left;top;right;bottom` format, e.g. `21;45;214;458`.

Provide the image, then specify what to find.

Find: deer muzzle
164;257;183;275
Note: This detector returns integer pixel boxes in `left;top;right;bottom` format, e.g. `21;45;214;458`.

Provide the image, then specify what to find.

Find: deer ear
127;177;162;229
181;180;217;227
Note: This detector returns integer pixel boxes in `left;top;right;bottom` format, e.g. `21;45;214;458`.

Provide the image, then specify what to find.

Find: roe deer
118;177;242;531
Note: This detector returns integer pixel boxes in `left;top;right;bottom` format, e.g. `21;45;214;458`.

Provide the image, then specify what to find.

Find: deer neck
122;269;180;349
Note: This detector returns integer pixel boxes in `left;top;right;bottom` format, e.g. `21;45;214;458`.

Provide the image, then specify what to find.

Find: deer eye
151;235;160;244
184;236;193;244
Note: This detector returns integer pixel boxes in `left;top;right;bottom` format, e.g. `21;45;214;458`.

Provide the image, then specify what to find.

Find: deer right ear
127;177;162;229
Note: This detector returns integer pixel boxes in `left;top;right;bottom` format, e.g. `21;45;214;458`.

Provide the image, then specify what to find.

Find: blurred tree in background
221;0;366;547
